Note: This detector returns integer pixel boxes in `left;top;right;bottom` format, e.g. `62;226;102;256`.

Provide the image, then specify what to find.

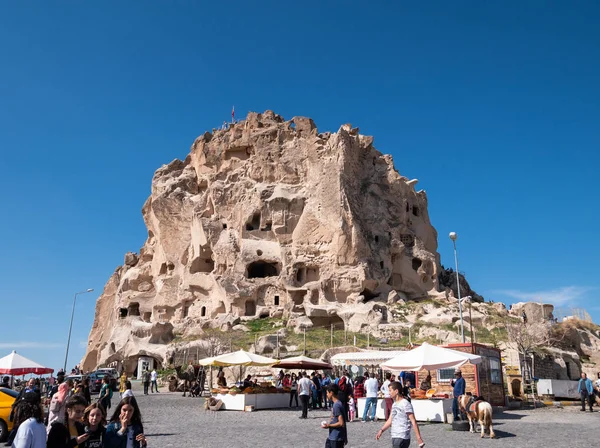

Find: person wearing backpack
99;376;113;411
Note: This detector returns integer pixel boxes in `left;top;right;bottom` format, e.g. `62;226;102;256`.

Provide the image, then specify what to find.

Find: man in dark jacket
451;369;466;421
312;372;322;409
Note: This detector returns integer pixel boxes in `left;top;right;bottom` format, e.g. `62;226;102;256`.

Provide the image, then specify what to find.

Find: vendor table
410;398;452;423
357;397;452;423
214;393;290;410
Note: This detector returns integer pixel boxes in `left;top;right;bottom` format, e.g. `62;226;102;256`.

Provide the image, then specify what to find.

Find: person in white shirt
122;381;134;399
381;372;393;420
150;369;159;393
376;381;424;448
363;373;380;422
11;393;48;448
297;372;313;419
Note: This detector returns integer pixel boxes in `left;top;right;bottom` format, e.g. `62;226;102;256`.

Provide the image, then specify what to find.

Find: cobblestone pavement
128;388;598;447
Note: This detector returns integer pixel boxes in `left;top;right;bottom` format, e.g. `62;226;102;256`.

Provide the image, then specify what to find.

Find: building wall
416;343;505;406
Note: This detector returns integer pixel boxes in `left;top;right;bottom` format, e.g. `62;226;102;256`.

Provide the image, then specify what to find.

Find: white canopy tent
198;350;278;367
330;350;407;367
381;343;482;371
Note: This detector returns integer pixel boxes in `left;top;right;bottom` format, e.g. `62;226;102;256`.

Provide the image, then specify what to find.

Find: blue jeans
452;397;460;419
363;397;377;421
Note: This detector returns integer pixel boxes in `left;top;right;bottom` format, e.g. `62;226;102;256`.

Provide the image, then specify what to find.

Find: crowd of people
3;371;147;448
265;367;473;447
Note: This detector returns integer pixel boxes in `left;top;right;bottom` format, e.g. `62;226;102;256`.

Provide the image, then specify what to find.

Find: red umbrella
276;355;332;370
0;351;54;375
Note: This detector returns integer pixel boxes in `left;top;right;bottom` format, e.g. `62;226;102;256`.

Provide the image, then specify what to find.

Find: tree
199;328;234;358
505;319;566;381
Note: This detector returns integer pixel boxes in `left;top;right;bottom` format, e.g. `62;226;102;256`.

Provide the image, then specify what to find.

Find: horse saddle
468;399;483;413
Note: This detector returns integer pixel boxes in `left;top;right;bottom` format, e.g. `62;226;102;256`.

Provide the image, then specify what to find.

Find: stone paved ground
124;385;598;447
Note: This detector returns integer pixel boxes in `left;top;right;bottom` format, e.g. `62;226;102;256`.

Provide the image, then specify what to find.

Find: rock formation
82;111;445;371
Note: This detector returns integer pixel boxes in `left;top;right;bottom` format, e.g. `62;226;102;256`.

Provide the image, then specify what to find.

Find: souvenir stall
331;350;407;419
381;343;482;423
199;350;286;411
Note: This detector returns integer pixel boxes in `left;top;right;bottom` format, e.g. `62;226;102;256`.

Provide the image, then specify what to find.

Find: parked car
66;374;85;384
0;388;18;443
88;372;118;393
96;368;119;379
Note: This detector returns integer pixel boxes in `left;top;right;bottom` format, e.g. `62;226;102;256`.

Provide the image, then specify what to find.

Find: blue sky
1;1;598;372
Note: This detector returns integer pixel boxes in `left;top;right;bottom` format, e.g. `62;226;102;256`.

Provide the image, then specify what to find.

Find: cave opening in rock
159;263;168;275
260;221;272;231
143;312;152;322
290;290;306;306
247;261;280;278
245;212;261;231
119;308;128;319
400;234;415;247
245;300;256;316
311;314;344;328
412;258;422;271
412;206;420;217
128;302;140;316
182;302;190;318
201;306;206;317
361;289;379;303
274;295;280;306
190;257;215;274
306;267;319;282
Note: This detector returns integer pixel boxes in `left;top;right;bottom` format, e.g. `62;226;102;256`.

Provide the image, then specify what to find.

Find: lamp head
449;232;457;241
86;288;94;292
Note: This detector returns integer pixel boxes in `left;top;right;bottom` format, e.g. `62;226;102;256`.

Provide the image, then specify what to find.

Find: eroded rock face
82;111;442;371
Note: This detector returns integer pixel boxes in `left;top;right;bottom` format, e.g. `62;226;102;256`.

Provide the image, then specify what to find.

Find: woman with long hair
47;378;74;432
47;394;89;448
77;378;92;405
289;373;299;408
99;376;113;411
105;397;147;448
10;392;46;448
83;402;106;448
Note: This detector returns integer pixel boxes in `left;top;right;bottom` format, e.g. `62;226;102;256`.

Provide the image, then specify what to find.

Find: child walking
376;381;425;448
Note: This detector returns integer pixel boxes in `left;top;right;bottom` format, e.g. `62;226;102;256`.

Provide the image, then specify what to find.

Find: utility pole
330;324;333;348
303;327;306;355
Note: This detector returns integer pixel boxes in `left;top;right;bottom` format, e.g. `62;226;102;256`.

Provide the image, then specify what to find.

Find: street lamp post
462;296;474;348
64;289;94;372
449;232;465;343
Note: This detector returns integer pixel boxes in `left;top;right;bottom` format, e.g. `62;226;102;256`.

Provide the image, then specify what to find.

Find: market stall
356;396;452;423
275;355;333;371
330;350;407;376
199;350;285;411
381;343;482;423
